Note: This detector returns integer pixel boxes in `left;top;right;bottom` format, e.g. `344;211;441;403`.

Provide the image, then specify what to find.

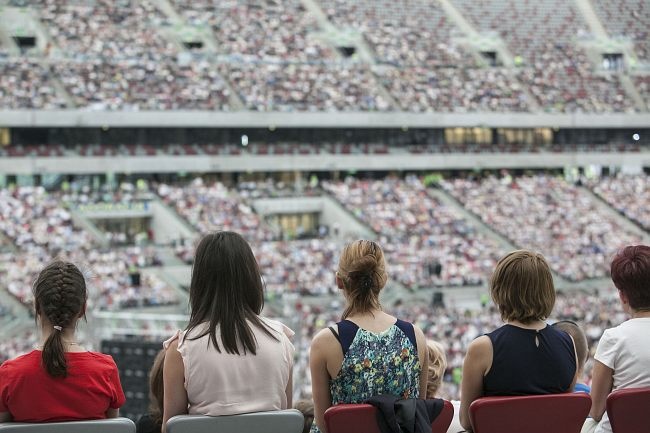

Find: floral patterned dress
311;319;421;433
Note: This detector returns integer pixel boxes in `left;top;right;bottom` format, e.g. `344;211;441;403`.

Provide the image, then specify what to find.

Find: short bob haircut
611;245;650;311
490;250;555;324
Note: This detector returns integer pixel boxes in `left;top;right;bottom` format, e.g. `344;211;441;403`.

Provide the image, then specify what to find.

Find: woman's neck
631;309;650;319
40;322;84;351
505;319;546;330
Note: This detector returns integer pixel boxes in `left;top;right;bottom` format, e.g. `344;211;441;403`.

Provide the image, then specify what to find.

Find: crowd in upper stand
591;0;649;62
1;173;647;307
441;174;642;281
452;0;637;113
170;0;336;62
323;177;501;287
0;185;177;310
0;0;647;112
589;174;650;230
0;141;645;158
222;63;391;112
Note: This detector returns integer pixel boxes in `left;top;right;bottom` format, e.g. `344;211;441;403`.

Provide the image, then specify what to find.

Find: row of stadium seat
0;390;647;432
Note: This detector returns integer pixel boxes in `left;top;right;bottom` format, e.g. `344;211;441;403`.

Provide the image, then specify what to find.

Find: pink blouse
165;317;294;416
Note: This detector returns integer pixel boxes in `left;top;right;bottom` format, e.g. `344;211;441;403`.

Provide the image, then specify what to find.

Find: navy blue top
483;324;576;396
330;319;418;355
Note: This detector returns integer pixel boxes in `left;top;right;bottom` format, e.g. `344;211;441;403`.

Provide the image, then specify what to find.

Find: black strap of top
335;320;359;356
395;319;418;350
331;319;417;355
328;326;341;344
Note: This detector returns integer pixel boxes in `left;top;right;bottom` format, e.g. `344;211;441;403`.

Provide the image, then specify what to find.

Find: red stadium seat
324;400;453;433
469;393;591;433
606;388;650;433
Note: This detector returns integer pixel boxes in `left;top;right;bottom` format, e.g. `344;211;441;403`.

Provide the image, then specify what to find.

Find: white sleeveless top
167;317;294;416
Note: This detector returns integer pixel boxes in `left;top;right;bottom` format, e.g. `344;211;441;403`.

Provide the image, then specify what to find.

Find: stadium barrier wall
1;110;649;128
0;152;649;175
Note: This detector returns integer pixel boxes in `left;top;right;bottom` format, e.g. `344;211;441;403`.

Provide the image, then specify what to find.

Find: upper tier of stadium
0;0;648;116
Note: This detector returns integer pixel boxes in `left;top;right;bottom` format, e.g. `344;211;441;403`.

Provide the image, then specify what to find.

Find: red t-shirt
0;350;126;422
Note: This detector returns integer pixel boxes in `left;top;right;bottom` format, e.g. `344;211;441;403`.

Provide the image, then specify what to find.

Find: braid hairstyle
32;261;87;378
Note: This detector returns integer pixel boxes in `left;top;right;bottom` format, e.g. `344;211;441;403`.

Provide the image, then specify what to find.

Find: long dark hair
33;261;87;378
186;231;277;355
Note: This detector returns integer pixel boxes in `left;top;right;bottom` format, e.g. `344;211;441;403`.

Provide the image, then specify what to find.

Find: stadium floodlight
632;133;640;141
241;134;249;147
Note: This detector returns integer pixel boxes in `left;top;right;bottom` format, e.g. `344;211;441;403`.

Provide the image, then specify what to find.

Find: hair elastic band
53;325;63;331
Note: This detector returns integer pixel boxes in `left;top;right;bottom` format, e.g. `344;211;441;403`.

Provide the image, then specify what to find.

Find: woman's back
174;317;294;416
0;350;124;422
329;319;421;403
483;324;576;396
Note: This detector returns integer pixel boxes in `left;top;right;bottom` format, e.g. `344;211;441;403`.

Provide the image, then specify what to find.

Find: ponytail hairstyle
32;261;87;378
337;240;388;319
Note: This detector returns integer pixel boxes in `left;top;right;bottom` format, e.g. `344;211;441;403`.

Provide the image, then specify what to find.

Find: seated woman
0;261;125;422
585;245;650;433
162;232;294;431
310;240;428;433
459;250;578;432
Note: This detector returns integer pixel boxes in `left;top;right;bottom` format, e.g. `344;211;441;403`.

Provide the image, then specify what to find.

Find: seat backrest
606;387;650;433
166;409;304;433
0;417;135;433
469;393;592;433
324;400;454;433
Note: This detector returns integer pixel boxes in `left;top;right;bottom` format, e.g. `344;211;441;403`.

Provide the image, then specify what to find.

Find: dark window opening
183;41;204;50
337;46;356;58
480;51;498;66
602;53;624;71
13;36;36;52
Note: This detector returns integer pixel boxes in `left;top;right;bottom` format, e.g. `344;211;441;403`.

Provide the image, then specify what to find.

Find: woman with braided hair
0;261;125;422
309;240;429;433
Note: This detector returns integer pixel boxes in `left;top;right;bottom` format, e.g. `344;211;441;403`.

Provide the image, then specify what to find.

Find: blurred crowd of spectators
0;141;645;159
591;0;649;62
0;186;177;310
0;0;645;112
323;176;502;287
589;174;650;230
223;63;390;112
441;174;642;281
170;0;336;62
452;0;638;113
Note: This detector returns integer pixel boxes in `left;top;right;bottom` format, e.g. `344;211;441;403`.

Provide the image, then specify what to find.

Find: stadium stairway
151;0;246;110
437;0;541;111
580;186;650;243
427;186;570;285
619;75;647;112
300;0;400;107
575;0;609;39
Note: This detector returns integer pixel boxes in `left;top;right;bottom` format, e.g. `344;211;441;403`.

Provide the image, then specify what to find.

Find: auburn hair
611;245;650;311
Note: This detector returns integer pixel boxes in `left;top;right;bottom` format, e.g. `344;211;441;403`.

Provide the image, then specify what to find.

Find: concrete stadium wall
1;110;649;128
1;152;649;175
